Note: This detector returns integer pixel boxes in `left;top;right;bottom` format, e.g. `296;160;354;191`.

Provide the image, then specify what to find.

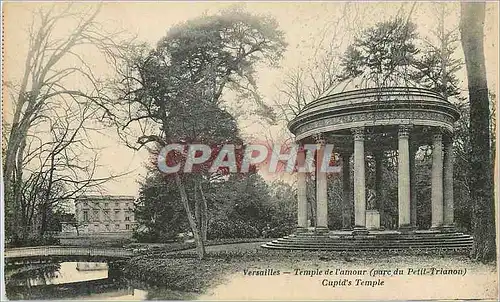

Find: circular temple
289;87;460;141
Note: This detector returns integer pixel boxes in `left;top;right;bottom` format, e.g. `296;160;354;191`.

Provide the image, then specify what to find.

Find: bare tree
274;3;363;124
3;4;130;242
412;3;463;99
20;100;129;238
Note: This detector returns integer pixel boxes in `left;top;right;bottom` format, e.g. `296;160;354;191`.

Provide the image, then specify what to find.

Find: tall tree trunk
174;174;205;259
460;3;496;262
40;155;56;237
438;3;448;99
4;93;35;235
194;183;201;233
10;130;29;241
198;182;208;242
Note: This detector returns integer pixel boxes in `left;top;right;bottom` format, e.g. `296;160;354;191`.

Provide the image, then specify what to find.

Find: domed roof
288;87;460;141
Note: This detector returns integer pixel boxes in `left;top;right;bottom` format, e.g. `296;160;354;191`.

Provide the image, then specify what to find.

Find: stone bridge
4;246;134;266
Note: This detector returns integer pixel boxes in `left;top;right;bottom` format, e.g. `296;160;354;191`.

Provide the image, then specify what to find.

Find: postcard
2;2;498;301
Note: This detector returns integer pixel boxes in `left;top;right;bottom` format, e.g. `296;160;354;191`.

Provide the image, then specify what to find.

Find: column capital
443;139;454;160
398;125;412;139
352;127;365;141
313;133;326;145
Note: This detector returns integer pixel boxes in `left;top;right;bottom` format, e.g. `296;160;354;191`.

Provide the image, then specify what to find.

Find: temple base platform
261;228;473;255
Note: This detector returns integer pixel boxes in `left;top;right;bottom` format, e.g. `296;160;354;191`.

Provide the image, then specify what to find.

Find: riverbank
122;242;266;293
123;242;498;300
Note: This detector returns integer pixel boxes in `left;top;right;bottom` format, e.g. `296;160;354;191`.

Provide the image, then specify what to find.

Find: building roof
288;86;460;141
75;195;135;202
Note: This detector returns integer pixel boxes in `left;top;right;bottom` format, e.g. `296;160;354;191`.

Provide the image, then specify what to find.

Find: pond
5;261;198;300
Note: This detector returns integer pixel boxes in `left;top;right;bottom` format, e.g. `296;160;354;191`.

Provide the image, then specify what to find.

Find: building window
115;202;119;207
125;224;130;230
103;210;110;218
93;210;99;221
115;224;120;230
104;202;109;208
83;211;89;222
105;224;109;230
114;210;120;220
125;216;130;221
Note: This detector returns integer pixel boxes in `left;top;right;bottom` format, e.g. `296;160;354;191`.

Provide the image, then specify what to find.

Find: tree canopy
115;8;287;259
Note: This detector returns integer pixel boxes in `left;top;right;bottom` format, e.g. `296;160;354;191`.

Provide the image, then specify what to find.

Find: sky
2;2;498;197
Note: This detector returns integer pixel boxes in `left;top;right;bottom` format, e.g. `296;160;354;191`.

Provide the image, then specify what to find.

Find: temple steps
261;231;473;253
275;237;472;244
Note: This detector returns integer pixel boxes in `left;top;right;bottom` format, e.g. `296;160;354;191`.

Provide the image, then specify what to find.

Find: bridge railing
4;246;134;259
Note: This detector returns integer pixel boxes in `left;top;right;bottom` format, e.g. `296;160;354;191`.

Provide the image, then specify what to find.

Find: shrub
7;234;60;248
207;219;260;239
263;223;295;238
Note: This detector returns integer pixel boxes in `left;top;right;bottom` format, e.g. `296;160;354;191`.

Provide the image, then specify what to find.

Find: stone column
398;125;412;229
296;149;308;231
315;138;328;232
410;143;418;228
443;136;454;228
341;151;352;230
431;132;444;228
352;127;367;233
373;150;384;229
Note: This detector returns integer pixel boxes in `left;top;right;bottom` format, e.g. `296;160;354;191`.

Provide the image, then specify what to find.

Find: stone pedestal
366;210;380;230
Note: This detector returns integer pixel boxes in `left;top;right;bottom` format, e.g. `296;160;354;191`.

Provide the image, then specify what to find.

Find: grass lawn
123;241;498;300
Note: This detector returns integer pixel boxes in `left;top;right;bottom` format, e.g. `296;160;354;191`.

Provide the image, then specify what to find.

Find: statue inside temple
367;189;377;210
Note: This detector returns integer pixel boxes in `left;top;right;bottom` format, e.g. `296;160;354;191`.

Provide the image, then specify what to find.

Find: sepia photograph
1;1;498;300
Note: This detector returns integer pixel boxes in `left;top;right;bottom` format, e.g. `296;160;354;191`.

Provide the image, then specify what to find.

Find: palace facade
73;195;137;234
